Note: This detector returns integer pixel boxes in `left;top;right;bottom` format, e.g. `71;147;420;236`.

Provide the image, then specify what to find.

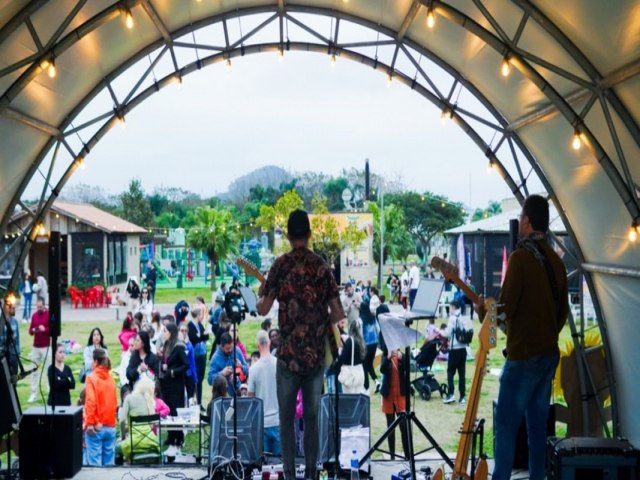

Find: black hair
137;330;151;355
87;327;107;349
522;194;550;233
220;332;233;346
287;209;311;240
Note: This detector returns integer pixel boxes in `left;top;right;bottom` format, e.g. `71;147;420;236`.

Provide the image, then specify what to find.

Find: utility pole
379;181;384;289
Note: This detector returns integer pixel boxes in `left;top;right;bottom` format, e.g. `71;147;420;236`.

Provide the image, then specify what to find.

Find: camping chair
198;413;211;465
128;414;162;465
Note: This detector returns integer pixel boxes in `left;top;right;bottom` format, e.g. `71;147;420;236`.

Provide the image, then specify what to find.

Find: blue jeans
22;292;32;320
493;353;559;480
85;426;116;466
409;289;417;308
277;363;324;480
264;426;281;456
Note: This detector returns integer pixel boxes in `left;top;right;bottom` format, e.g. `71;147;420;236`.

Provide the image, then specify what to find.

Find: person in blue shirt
207;332;248;396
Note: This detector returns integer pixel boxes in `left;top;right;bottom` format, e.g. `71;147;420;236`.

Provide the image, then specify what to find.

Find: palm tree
187;206;240;291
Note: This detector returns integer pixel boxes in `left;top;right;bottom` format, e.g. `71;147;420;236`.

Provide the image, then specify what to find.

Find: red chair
68;287;83;309
93;285;105;307
85;288;98;308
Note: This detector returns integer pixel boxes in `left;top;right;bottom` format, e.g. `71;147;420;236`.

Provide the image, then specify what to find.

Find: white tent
0;0;639;444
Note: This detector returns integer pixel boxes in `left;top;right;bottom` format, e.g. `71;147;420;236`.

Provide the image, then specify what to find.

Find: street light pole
379;181;384;289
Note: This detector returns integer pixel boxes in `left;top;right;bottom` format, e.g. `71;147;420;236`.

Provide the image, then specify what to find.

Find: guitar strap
518;234;561;320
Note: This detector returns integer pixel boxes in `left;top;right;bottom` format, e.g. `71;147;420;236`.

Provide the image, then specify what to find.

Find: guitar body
430;256;498;480
236;256;341;368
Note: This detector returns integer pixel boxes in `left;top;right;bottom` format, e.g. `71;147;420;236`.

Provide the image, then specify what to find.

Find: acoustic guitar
235;256;341;367
430;256;499;480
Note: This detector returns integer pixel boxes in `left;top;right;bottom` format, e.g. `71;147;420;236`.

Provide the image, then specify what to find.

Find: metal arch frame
427;1;640;225
0;1;624;434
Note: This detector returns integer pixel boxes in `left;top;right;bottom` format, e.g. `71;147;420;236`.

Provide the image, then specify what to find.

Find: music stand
359;279;453;479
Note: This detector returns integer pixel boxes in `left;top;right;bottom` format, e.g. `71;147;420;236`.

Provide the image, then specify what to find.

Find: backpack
454;318;473;344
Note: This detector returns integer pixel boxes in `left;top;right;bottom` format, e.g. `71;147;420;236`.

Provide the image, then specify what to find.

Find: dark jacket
160;344;190;413
47;364;75;406
380;354;407;398
126;351;160;384
187;320;209;357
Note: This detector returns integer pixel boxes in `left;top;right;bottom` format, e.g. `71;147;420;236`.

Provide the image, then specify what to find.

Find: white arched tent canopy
1;0;639;443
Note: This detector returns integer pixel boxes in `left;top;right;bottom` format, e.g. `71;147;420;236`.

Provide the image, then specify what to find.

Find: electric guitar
235;256;341;368
431;256;499;480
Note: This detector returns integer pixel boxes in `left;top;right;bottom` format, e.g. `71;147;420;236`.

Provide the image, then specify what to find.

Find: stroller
411;339;448;401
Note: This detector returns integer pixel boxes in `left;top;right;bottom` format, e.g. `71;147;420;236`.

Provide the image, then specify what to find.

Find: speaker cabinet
547;437;639;480
318;393;370;463
19;406;83;479
209;397;263;470
0;357;21;436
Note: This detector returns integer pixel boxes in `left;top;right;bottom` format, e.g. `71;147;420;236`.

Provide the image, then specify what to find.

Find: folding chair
198;413;211;465
128;414;162;465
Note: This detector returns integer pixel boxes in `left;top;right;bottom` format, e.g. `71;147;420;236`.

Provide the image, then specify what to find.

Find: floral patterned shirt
263;246;342;372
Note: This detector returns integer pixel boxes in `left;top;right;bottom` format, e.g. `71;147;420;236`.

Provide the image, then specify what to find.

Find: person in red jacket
84;348;118;466
28;298;50;403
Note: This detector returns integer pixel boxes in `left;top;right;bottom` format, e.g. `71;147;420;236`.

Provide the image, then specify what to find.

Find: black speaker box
19;406;83;479
209;397;263;469
547;437;639;480
0;357;21;436
318;393;370;463
492;400;555;469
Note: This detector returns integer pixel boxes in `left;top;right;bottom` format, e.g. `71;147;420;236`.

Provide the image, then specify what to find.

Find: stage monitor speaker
493;400;555;469
547;437;639;480
19;406;83;479
0;357;21;436
319;393;370;463
48;231;61;338
209;397;263;469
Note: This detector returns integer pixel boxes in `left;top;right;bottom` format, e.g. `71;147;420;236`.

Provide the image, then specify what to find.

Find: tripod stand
359;314;453;479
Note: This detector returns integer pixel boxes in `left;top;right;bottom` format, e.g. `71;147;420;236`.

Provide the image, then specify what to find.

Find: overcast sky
66;51;530;209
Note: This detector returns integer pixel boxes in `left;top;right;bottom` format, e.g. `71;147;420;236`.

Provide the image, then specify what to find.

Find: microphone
16;366;39;381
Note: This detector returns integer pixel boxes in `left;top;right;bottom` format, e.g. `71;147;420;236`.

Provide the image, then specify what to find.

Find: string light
386;72;393;88
629;222;638;242
572;129;582;150
487;159;494;174
5;292;17;307
501;56;511;77
226;58;232;71
48;58;56;78
440;106;454;124
278;48;284;63
426;8;435;29
330;53;336;67
77;158;85;170
37;223;47;236
125;9;134;29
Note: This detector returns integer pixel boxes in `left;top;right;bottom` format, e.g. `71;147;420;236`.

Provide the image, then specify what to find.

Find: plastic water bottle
350;450;360;480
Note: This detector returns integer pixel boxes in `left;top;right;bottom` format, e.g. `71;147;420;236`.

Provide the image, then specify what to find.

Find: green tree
148;193;169;217
310;194;342;265
120;179;154;236
187;206;240;291
255;189;304;233
322;177;349;212
472;200;502;221
384;191;465;260
368;202;413;286
342;219;368;257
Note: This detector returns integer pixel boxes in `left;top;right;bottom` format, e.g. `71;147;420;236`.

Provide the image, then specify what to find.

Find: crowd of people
0;196;563;480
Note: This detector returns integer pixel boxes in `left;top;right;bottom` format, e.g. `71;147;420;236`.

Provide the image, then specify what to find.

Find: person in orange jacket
84;348;118;466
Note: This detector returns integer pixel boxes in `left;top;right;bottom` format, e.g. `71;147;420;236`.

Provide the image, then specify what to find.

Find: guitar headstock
431;256;459;283
235;256;264;283
479;298;499;352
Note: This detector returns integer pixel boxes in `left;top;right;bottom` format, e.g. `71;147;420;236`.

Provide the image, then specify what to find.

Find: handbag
338;338;363;388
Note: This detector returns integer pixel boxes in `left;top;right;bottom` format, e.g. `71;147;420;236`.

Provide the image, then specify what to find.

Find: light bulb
441;109;449;124
78;158;85;170
226;58;232;71
48;61;56;78
38;224;47;236
386;73;392;88
501;57;510;77
630;224;638;242
330;53;336;67
119;115;126;129
572;130;581;150
125;10;134;29
487;161;493;174
426;9;435;29
278;49;284;63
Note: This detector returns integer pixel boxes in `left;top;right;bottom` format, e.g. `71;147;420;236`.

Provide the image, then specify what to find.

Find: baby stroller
411;339;448;401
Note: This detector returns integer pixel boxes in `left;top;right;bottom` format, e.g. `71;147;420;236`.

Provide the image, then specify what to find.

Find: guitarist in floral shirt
257;209;345;480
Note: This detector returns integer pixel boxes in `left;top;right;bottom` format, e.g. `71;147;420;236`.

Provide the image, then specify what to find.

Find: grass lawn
7;303;585;466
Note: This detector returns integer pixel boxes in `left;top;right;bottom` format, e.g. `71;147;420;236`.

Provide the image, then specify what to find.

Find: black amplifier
546;437;639;480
